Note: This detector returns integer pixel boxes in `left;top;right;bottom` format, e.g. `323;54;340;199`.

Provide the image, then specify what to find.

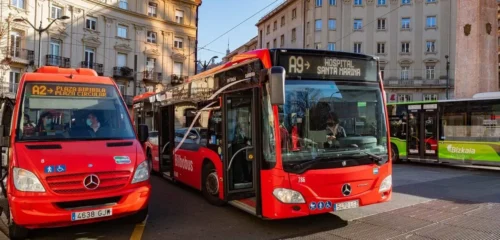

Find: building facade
222;36;258;62
0;0;201;107
257;0;456;102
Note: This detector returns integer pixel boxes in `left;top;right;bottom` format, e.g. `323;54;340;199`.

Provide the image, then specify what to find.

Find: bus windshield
17;82;135;141
277;80;388;165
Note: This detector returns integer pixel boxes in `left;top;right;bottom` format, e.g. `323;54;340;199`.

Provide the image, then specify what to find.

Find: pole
133;55;138;96
446;57;450;99
37;30;42;67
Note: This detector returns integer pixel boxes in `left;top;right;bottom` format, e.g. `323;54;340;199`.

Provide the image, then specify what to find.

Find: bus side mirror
138;124;149;143
269;66;285;105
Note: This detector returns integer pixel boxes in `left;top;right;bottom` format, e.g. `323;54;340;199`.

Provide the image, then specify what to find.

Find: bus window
470;100;500;141
442;103;467;140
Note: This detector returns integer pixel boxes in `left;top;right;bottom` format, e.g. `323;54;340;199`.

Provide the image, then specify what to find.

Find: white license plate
335;200;359;211
71;208;113;221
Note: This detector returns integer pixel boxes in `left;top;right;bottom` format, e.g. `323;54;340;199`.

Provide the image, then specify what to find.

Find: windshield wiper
356;150;388;166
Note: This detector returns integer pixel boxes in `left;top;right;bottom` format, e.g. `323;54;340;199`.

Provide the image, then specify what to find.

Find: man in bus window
23;114;35;136
36;112;54;136
325;113;346;148
86;112;110;137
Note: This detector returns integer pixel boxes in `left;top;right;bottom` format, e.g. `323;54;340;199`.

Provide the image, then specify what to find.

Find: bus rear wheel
202;162;225;206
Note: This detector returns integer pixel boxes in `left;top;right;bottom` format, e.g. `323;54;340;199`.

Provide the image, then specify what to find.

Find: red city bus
0;67;151;239
135;48;392;219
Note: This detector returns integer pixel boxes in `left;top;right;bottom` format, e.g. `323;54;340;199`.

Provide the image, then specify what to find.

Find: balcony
143;72;162;83
81;61;104;76
384;79;453;88
46;55;70;68
2;47;34;65
171;74;187;85
113;67;134;79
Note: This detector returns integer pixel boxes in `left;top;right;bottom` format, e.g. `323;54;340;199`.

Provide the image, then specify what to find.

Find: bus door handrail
161;142;170;154
228;146;253;171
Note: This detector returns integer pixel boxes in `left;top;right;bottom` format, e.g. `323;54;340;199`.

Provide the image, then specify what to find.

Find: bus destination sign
279;54;377;81
30;84;109;97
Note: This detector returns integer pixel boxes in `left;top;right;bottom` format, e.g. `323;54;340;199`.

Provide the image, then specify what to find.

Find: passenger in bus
22;114;36;136
233;123;251;183
324;113;346;148
86;112;110;137
35;112;54;136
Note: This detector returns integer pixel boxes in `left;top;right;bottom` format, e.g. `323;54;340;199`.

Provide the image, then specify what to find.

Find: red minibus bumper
9;183;151;229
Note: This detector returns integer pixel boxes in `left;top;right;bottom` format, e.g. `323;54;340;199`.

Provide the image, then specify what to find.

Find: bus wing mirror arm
138;124;149;143
268;66;286;106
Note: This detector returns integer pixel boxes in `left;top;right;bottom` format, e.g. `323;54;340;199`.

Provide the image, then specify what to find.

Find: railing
143;72;162;82
171;74;187;85
81;61;104;75
2;47;34;65
46;55;70;68
113;67;134;78
384;79;453;87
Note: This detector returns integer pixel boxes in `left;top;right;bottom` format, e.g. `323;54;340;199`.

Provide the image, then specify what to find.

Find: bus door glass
423;104;438;157
223;89;257;197
159;106;174;176
407;104;421;157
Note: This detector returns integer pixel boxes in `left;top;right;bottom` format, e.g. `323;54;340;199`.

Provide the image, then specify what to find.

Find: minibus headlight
132;161;150;184
13;167;45;192
273;188;305;204
379;175;392;193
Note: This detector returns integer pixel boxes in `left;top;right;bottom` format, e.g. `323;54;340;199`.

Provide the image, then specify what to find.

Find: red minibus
134;48;392;219
0;67;151;239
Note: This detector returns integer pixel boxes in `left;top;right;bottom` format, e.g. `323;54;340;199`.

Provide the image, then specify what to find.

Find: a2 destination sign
30;84;109;97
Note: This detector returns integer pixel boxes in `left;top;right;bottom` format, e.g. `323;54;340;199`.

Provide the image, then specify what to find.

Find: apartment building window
330;0;336;5
117;25;128;38
354;19;363;30
86;17;97;30
147;31;157;43
306;22;310;34
176;10;184;24
423;94;438;101
146;58;156;71
51;5;62;19
118;84;126;95
426;16;437;28
426;65;435;80
292;28;297;41
148;2;158;17
315;43;322;50
281;16;285;26
10;31;22;57
328;43;335;51
280;35;285;47
266;42;270;48
173;62;183;77
378;0;386;5
119;0;128;10
380;67;385;80
398;94;412;102
266;25;270;35
49;39;61;56
9;68;21;93
401;18;410;29
377;18;386;30
292;9;297;19
401;42;410;53
377;42;385;54
401;0;411;5
116;53;127;67
426;41;436;53
354;0;362;6
328;19;336;30
11;0;24;9
315;19;322;31
316;0;322;7
273;21;277;30
426;0;436;2
401;66;410;80
273;39;277;48
353;42;362;53
174;37;183;49
84;47;95;67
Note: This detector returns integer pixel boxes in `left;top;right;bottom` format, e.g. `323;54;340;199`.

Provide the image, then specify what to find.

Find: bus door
159;105;174;178
406;104;438;161
422;104;438;159
223;88;260;215
406;104;421;159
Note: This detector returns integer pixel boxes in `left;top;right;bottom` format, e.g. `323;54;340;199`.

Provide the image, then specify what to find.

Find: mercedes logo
341;183;352;196
83;174;100;190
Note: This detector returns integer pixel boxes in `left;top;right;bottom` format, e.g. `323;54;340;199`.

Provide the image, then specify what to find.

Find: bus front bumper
9;183;150;229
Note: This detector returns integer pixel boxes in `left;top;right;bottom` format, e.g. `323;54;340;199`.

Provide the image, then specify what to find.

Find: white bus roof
472;92;500;99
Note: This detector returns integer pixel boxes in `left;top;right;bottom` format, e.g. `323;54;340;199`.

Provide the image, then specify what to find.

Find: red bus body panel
7;67;151;229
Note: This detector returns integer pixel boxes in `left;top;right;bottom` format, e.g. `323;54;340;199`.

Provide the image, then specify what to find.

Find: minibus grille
45;171;132;194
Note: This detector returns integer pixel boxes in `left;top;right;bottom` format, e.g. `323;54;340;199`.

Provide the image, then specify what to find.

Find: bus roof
133;92;156;103
23;66;115;85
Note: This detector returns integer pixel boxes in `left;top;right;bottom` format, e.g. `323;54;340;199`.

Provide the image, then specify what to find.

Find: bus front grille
45;171;132;195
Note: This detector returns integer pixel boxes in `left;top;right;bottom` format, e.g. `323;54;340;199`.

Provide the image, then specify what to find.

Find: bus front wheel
391;144;401;164
202;161;225;206
0;199;28;240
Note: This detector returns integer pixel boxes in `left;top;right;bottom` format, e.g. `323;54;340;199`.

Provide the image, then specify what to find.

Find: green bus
387;93;500;167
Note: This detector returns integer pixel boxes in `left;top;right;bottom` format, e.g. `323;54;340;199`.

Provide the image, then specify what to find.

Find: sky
197;0;286;64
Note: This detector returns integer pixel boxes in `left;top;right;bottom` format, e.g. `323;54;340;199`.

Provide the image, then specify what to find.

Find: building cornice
256;0;296;26
83;0;197;30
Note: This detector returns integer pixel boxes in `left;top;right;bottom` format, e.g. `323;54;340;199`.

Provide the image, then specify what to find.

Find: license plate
71;208;113;221
335;200;359;211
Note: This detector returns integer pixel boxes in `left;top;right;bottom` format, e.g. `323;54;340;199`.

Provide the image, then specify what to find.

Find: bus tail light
273;188;305;204
13;167;45;192
378;175;392;193
131;161;150;184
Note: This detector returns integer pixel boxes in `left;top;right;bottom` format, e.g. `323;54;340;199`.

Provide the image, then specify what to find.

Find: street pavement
2;162;500;240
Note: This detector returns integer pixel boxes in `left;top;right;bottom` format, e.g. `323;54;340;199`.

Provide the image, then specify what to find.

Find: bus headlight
273;188;305;204
13;167;45;192
132;161;150;184
379;175;392;193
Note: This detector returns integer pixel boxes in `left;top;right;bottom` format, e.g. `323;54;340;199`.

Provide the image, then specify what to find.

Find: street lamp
197;56;219;72
14;15;70;67
445;55;450;99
